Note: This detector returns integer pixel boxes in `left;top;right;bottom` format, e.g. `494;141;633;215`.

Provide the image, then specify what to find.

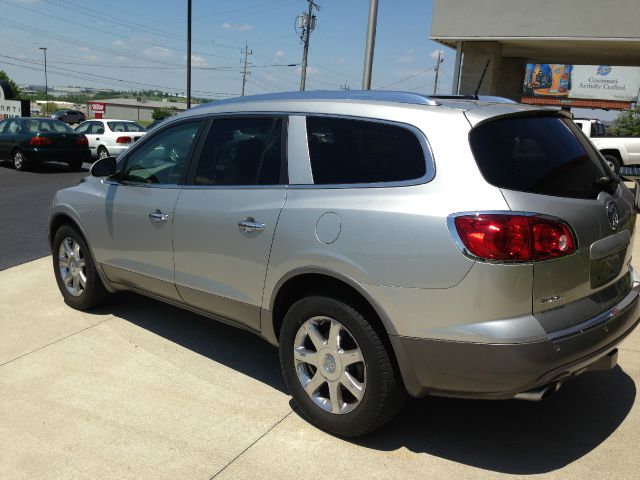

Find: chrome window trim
446;210;579;264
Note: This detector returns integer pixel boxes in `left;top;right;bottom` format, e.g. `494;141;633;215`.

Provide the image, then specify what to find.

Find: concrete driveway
1;256;639;479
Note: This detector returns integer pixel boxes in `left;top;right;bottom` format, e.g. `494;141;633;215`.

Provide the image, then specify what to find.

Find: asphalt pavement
0;160;89;270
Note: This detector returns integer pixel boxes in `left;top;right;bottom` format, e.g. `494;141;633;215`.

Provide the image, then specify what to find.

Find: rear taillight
452;213;575;262
75;135;88;146
116;136;132;144
29;136;53;146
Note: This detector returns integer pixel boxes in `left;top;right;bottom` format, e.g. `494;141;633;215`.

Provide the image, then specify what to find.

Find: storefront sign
0;80;27;119
523;64;640;102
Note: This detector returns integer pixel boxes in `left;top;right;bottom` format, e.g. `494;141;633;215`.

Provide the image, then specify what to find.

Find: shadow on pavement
350;365;635;474
23;162;89;174
98;291;635;474
99;292;287;394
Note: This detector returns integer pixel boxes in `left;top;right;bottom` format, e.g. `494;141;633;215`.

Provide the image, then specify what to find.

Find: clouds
143;46;171;58
222;22;254;31
184;54;208;67
396;49;415;64
430;49;444;60
112;40;128;49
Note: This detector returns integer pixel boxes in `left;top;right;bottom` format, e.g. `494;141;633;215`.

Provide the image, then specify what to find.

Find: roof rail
431;94;518;104
192;90;441;109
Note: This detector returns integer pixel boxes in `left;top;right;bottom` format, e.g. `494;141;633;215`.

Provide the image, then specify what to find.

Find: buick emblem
606;201;619;230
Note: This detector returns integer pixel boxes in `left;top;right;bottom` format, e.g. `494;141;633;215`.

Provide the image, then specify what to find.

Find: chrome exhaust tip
513;383;561;401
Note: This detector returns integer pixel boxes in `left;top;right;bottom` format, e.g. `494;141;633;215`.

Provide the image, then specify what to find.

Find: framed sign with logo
0;80;29;120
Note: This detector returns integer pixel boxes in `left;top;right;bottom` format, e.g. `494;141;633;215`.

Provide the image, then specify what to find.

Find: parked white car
573;118;640;171
75;119;147;160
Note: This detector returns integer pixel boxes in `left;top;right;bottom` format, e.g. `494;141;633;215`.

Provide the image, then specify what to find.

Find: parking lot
1;164;640;479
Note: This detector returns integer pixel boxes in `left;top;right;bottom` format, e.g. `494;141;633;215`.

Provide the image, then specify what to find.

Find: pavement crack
209;409;294;479
0;316;113;368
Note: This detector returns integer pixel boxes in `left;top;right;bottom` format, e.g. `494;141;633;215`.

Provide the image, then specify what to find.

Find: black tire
97;146;109;160
13;149;29;171
69;160;84;171
52;225;111;310
603;154;621;174
279;296;406;437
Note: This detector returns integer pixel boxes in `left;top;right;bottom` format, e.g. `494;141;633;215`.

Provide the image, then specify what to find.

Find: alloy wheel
58;237;87;297
293;316;366;414
14;151;25;170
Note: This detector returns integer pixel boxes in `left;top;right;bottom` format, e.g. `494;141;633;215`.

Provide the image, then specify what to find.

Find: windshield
469;115;610;199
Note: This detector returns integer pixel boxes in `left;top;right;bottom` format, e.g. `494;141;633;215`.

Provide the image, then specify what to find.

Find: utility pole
241;42;252;96
362;0;379;90
297;0;319;91
187;0;192;108
433;51;443;95
39;47;48;115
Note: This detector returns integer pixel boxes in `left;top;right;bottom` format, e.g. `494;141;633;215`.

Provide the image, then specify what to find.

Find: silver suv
49;91;640;436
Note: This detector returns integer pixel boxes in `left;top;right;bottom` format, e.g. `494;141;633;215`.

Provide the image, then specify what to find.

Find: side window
194;117;283;186
7;120;21;134
0;119;8;133
121;121;201;185
90;123;105;135
306;117;426;185
75;122;89;134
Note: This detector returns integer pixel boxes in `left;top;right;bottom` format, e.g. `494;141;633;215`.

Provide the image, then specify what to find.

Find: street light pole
39;47;48;116
187;0;192;109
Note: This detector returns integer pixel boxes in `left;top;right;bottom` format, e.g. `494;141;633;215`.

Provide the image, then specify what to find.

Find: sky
0;0;453;98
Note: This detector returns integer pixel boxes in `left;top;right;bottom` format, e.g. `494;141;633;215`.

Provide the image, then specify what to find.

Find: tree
0;70;21;98
152;106;177;121
610;104;640;136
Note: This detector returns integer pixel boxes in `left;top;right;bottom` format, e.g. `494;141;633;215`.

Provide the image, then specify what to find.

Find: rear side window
469;116;609;199
107;121;146;133
306;117;426;185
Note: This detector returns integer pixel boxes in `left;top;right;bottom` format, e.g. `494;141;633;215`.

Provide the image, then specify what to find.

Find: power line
376;68;433;90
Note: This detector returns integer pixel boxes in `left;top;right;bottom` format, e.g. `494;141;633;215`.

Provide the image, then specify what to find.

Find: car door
83;121;103;158
172;116;287;330
86;120;205;301
0;119;10;158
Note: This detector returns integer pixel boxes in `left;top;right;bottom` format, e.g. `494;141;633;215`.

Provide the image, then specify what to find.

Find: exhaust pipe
513;383;561;401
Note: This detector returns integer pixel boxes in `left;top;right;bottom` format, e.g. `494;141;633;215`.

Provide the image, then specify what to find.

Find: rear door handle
149;210;170;223
239;217;265;233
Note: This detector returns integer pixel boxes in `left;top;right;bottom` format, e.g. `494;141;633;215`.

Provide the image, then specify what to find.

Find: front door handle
149;210;170;224
239;217;265;233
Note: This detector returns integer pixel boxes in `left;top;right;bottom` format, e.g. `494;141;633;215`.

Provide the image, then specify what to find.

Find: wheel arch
267;268;398;345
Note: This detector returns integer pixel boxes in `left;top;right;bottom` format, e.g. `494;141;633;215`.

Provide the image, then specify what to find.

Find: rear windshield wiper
593;174;620;194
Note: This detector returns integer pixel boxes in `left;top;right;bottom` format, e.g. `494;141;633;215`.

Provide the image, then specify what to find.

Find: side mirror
90;156;117;177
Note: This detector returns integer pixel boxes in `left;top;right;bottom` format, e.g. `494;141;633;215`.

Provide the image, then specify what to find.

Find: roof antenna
474;60;491;99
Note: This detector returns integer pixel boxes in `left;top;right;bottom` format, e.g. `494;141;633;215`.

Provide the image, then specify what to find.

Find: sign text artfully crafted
523;65;640;102
0;80;25;120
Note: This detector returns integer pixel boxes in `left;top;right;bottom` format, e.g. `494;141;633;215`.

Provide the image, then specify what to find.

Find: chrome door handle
239;217;265;233
149;211;170;223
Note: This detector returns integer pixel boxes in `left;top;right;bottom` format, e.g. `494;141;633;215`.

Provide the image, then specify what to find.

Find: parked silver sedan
50;91;640;436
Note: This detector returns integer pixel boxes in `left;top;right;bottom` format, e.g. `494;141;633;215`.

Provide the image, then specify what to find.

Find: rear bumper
391;282;640;399
24;148;91;164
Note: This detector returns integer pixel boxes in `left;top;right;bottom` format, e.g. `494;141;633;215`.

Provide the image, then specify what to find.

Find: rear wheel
279;296;405;437
13;150;28;171
98;146;109;160
52;225;110;310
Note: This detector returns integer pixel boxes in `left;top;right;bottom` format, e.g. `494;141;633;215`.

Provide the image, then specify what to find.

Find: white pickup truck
573;118;640;171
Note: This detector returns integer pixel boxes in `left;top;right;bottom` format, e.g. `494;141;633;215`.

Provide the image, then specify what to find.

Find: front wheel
52;225;110;310
603;154;621;174
279;296;405;437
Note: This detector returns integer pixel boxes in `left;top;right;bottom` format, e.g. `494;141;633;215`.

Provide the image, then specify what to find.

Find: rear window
469;116;609;199
306;116;426;185
24;119;73;133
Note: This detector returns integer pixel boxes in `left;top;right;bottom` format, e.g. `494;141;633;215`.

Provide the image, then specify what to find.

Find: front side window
194;117;283;186
75;122;89;134
306;116;427;185
120;121;201;184
88;122;105;135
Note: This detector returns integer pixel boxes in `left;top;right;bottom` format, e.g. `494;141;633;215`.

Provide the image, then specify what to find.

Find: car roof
180;90;553;125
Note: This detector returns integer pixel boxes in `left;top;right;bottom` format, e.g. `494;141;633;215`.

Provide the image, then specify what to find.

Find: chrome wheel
14;151;25;170
98;148;109;160
58;237;87;297
294;316;366;414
